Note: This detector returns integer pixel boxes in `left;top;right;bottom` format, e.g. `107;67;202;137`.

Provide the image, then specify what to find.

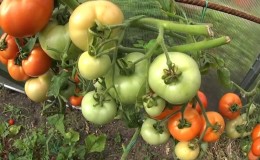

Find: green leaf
85;134;107;153
13;139;24;149
47;114;65;135
64;129;80;144
0;123;8;136
217;67;232;88
75;145;86;160
9;125;21;135
114;132;122;144
47;71;70;97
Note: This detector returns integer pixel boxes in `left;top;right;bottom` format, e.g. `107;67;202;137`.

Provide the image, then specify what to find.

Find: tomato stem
0;34;8;50
132;17;214;36
118;46;145;54
120;127;141;160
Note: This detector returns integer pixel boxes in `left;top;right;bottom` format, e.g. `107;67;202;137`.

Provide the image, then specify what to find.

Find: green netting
110;0;260;110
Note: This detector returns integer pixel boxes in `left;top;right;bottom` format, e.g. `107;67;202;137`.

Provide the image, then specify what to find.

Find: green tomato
25;70;53;102
60;81;76;100
39;21;82;60
78;51;111;80
140;118;170;145
81;90;117;125
174;141;200;160
105;52;148;104
143;96;165;117
148;52;201;104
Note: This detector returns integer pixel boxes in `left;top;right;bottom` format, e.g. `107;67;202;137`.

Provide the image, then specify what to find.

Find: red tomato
187;90;208;114
252;138;260;156
218;93;242;120
168;107;202;141
22;45;52;77
0;0;54;37
0;54;8;65
69;95;83;107
7;59;30;81
200;111;225;142
252;124;260;141
8;119;15;125
0;33;23;59
73;72;80;84
248;149;259;160
153;106;181;120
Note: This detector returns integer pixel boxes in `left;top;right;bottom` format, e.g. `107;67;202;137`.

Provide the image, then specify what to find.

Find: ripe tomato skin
248;149;259;160
200;111;225;142
153;106;181;120
0;0;54;37
252;124;260;141
252;138;260;156
22;45;52;77
8;119;15;125
0;33;21;59
218;93;242;120
168;107;202;141
7;59;30;81
69;95;83;107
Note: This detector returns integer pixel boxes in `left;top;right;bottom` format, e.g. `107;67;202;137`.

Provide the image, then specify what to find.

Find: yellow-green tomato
143;96;166;117
39;21;82;60
78;51;111;80
69;0;124;51
148;52;201;104
24;70;53;102
140;118;170;145
174;141;200;160
81;91;117;125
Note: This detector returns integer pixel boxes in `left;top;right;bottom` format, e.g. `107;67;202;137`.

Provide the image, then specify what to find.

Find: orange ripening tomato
69;95;84;107
168;107;202;141
0;0;54;37
200;111;225;142
22;45;52;77
7;59;30;81
218;93;242;120
252;138;260;156
0;33;23;59
187;90;208;114
153;106;181;120
252;124;260;141
248;149;259;160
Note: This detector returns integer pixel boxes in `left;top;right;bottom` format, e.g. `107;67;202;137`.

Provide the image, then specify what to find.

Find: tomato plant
24;70;52;103
200;111;225;142
39;21;82;61
252;124;260;141
7;59;30;81
148;52;201;105
140;118;170;145
143;94;166;117
0;33;22;59
105;52;148;104
168;107;202;141
0;0;54;37
69;0;124;51
218;93;242;120
22;45;52;77
81;91;117;125
174;141;200;160
252;138;260;156
78;51;111;80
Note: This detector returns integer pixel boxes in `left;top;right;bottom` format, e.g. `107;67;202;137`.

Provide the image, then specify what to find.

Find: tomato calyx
229;104;241;112
93;92;111;107
211;122;222;132
142;93;158;108
162;63;182;84
188;139;199;150
178;118;192;129
0;34;8;50
117;58;135;75
152;121;164;134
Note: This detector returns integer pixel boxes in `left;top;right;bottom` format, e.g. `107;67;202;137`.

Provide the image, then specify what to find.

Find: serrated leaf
64;129;80;144
217;67;232;88
47;71;70;97
85;134;107;153
47;114;65;135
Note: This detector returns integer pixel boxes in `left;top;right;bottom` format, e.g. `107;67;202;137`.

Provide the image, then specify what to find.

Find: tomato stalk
131;17;214;36
121;127;141;160
58;0;80;11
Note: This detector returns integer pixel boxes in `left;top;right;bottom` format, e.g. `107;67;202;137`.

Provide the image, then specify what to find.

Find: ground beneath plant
0;87;245;160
